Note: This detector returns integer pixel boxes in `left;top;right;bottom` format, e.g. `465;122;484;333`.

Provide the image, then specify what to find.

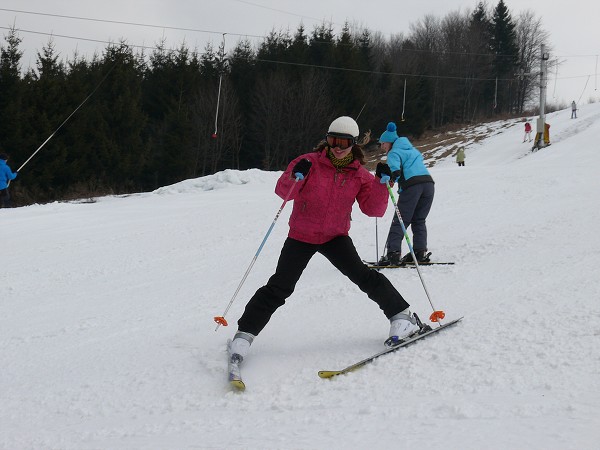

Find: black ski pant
0;188;11;208
237;236;410;336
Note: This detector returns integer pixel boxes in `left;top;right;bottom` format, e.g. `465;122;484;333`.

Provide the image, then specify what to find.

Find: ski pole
214;176;301;330
384;181;445;324
8;62;116;186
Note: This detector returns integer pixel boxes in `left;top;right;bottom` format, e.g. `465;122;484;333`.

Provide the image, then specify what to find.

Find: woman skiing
229;116;421;362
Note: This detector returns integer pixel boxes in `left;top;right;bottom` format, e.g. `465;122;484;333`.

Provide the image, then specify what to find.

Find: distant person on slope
377;122;435;267
456;146;466;166
229;116;422;363
0;153;18;208
524;122;532;142
571;101;577;119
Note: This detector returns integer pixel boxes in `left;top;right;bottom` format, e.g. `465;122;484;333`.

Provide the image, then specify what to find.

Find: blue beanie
379;122;399;143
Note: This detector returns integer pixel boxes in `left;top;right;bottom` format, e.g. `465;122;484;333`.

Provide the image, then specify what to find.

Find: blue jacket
0;159;17;190
386;137;433;190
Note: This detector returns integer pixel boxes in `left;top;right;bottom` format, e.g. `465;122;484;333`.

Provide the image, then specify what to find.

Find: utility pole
535;44;551;149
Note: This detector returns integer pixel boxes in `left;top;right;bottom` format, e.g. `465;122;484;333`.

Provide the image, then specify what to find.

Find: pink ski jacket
275;149;388;244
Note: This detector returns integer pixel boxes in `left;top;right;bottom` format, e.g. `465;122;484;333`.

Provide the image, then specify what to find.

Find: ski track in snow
2;105;600;449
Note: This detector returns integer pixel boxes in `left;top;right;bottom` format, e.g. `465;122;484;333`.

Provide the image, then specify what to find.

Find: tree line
0;1;548;205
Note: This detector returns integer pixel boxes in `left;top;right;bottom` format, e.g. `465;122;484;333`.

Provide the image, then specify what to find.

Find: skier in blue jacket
377;122;434;265
0;153;18;208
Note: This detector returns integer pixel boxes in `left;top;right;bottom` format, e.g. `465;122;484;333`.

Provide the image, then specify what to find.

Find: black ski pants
237;236;410;336
0;188;11;208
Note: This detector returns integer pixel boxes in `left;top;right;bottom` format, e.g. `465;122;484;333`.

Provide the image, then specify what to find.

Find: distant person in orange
524;122;532;142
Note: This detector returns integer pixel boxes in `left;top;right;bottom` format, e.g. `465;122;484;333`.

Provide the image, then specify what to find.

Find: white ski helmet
327;116;359;139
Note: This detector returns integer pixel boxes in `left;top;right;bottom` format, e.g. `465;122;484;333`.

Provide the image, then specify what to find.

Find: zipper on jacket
334;172;347;187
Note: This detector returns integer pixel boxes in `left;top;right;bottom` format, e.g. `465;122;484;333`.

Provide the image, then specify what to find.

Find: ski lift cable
577;75;590;104
213;33;226;138
15;62;117;175
401;79;407;121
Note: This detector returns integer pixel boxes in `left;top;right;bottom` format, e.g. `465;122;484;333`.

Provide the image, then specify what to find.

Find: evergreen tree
229;39;258;168
256;29;292;76
0;27;24;161
95;42;146;192
332;23;372;118
468;2;496;118
308;23;335;67
289;24;309;66
63;53;107;195
490;0;519;113
25;39;70;198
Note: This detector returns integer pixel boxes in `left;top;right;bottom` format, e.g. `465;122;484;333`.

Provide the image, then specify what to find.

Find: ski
363;252;454;268
364;260;455;268
227;339;246;391
318;317;463;379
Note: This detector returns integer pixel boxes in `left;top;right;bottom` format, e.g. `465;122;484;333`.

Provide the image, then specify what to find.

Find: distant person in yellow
544;122;551;145
532;122;551;150
456;147;465;167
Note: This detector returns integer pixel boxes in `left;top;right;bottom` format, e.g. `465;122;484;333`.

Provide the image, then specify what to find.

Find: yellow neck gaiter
327;148;353;171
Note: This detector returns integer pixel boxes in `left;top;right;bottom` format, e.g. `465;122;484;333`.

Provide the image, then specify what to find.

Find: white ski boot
229;331;255;363
385;310;420;347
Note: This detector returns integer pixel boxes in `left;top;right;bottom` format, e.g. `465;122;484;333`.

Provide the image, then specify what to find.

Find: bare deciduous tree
515;10;550;112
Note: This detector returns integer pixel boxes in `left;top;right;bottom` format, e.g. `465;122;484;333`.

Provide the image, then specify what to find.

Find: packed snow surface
2;105;600;449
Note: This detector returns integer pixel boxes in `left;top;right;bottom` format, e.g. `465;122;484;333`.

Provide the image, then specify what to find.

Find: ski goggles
326;134;355;149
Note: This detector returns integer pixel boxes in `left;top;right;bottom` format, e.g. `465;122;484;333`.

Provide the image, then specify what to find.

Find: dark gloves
392;170;402;182
292;159;312;180
375;163;392;184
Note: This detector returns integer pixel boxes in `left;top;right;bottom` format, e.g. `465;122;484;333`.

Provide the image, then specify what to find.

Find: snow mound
154;168;280;194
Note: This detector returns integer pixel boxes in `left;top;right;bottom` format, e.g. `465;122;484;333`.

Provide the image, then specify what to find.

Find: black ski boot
399;250;431;264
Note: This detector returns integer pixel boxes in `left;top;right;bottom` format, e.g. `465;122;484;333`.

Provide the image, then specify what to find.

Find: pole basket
214;316;228;326
211;133;218;139
430;310;445;322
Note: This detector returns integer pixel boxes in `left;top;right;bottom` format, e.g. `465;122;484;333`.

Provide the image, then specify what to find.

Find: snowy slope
2;105;600;449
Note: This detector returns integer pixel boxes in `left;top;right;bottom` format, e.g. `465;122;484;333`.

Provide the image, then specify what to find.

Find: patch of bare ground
364;117;523;170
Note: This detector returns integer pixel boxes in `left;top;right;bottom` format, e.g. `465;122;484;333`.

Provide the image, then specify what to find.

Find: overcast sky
1;0;599;106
